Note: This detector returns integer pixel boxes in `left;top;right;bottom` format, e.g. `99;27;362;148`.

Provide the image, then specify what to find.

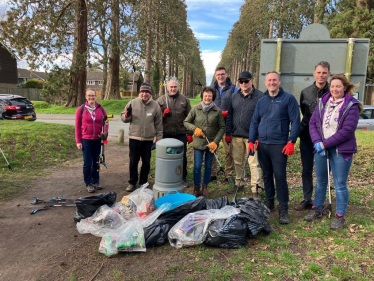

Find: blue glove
314;142;323;153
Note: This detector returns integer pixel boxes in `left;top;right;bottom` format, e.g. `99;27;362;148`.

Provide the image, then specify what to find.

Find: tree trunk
104;0;120;100
144;0;153;82
158;25;167;97
189;71;193;97
314;0;325;23
66;0;87;107
269;0;276;38
277;0;284;38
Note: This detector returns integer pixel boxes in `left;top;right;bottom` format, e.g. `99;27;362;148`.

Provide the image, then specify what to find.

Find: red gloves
163;108;171;117
222;111;228;118
186;135;193;144
155;139;160;142
225;135;231;144
282;142;294;156
247;141;259;156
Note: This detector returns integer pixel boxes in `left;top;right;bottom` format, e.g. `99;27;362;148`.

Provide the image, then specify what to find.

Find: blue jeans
82;139;101;186
193;149;214;188
314;147;352;216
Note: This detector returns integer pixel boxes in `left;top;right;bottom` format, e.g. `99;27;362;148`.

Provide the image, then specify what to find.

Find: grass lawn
1;120;374;280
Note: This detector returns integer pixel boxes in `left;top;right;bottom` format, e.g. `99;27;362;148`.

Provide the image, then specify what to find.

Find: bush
25;79;44;89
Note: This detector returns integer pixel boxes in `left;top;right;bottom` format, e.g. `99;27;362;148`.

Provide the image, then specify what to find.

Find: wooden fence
0;88;42;101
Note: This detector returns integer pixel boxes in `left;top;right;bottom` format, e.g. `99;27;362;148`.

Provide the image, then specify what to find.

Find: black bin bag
74;191;117;222
204;214;248;249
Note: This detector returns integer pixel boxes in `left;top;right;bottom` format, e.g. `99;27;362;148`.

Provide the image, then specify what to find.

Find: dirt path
0;137;130;281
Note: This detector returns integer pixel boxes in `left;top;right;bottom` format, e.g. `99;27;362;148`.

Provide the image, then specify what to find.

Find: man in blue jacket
248;71;300;224
210;66;238;184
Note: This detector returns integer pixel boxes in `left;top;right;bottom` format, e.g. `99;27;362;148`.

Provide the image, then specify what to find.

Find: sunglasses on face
239;80;250;84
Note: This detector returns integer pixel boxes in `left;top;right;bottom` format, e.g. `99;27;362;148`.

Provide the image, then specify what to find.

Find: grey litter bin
153;138;184;198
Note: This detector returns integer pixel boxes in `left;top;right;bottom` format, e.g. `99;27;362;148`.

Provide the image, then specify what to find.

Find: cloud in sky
201;50;222;85
194;32;222;40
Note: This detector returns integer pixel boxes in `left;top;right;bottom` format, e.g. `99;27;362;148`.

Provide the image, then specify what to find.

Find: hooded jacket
309;92;361;160
75;101;108;143
211;78;237;111
226;86;264;138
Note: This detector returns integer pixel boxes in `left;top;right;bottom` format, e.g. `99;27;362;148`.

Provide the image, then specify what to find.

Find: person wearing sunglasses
210;66;238;184
225;71;264;200
248;71;300;225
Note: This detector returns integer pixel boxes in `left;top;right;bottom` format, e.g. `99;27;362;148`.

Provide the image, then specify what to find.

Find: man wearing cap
248;71;300;225
121;82;163;192
210;66;238;184
226;71;264;200
157;76;192;188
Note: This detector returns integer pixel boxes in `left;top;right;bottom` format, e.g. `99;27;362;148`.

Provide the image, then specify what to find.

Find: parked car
357;105;374;130
0;94;36;121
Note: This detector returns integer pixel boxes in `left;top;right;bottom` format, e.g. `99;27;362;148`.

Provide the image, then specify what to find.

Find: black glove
125;104;132;117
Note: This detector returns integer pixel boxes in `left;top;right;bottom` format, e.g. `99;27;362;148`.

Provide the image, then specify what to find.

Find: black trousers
300;139;314;202
163;134;188;180
129;139;153;185
258;143;289;210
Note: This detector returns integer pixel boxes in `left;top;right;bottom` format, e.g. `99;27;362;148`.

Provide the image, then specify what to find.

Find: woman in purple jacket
305;74;362;230
75;89;108;193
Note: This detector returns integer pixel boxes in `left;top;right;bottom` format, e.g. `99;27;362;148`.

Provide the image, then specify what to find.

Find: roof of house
17;68;48;81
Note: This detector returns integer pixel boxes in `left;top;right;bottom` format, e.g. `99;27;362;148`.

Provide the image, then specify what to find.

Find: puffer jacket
157;91;192;135
75;101;108;143
300;82;329;142
211;78;237;111
226;87;264;138
184;103;225;151
309;92;361;160
121;97;163;141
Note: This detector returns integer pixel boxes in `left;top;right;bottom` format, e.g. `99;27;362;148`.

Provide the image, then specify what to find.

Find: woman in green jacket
184;86;225;197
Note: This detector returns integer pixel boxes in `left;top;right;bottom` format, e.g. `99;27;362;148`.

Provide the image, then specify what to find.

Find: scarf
201;101;216;112
85;103;97;121
324;96;344;129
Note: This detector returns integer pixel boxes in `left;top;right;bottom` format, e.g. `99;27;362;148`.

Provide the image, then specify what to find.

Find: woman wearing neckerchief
305;74;363;230
75;89;108;193
184;86;225;197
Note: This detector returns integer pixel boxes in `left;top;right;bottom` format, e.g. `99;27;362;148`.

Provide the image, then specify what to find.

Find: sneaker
92;183;103;190
294;200;313;211
183;179;190;188
304;207;322;222
228;185;244;194
209;176;217;182
279;209;290;224
264;200;275;212
86;184;95;193
252;192;261;201
126;184;136;192
226;177;234;185
330;214;346;230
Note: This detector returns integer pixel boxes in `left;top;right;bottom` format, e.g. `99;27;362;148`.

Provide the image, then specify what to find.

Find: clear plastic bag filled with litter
168;205;240;248
122;183;156;218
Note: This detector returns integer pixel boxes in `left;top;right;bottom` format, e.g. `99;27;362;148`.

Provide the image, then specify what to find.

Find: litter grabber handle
202;131;223;168
166;190;179;196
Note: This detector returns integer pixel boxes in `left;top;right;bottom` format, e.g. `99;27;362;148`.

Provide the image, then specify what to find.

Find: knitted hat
140;82;153;95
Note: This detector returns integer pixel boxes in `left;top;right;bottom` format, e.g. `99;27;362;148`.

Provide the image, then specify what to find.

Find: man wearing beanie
121;82;163;192
226;71;264;200
157;76;192;188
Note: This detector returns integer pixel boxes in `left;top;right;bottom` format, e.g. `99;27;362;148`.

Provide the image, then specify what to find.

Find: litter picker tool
31;203;76;214
163;71;171;116
202;131;224;177
130;65;136;104
323;151;332;218
231;149;253;207
0;132;12;170
97;113;113;171
31;196;76;205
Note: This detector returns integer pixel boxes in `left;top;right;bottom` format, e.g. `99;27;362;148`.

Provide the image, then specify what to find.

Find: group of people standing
75;60;362;230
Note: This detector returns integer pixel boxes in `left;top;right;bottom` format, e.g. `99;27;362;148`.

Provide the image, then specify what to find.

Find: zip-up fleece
226;87;264;138
157;91;192;135
309;92;361;160
121;97;163;141
184;103;225;151
249;88;300;144
75;101;108;143
211;78;237;111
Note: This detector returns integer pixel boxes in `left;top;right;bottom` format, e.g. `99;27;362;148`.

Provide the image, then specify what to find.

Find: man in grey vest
210;66;238;184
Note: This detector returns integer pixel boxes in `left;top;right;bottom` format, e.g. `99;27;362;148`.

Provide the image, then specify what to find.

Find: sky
185;0;243;85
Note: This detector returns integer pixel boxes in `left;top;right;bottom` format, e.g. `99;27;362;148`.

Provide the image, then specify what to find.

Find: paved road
36;114;129;137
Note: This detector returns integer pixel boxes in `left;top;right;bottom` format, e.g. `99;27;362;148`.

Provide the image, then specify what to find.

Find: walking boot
193;187;202;197
202;184;209;197
264;199;275;212
279;208;290;224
